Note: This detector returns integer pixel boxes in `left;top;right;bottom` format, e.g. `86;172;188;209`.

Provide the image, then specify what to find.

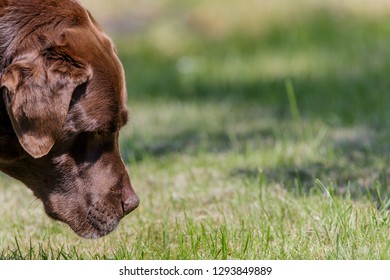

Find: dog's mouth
44;196;138;239
74;208;122;239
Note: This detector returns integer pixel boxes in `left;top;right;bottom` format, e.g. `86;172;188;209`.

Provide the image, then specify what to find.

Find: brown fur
0;0;139;238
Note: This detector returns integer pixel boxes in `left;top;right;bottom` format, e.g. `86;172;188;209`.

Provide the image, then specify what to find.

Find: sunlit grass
1;100;389;259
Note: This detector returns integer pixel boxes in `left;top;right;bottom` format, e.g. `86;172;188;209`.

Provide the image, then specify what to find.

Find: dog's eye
96;131;114;137
96;131;107;144
95;131;115;147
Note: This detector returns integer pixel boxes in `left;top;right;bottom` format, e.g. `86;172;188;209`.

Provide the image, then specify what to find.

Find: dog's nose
121;174;139;215
122;193;140;215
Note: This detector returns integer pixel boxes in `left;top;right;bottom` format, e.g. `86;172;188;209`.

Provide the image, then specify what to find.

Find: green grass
0;0;390;259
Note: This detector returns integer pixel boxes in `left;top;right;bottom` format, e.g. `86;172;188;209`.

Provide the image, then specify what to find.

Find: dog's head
0;1;139;238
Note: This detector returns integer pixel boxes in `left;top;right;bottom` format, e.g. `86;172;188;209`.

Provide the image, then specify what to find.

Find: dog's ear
1;47;92;158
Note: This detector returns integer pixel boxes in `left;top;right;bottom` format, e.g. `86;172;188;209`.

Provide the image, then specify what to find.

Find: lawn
0;0;389;259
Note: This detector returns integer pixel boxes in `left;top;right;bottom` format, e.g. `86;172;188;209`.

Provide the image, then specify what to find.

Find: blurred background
78;0;390;186
79;0;390;123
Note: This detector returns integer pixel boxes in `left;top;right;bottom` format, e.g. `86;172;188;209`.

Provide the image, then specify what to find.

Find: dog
0;0;139;238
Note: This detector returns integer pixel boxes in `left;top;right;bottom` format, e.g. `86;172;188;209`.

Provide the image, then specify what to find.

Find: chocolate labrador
0;0;139;238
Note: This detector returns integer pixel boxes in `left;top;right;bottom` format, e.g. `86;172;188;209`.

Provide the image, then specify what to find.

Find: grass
0;0;390;259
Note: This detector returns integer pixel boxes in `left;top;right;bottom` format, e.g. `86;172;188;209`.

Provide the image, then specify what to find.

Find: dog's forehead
46;6;129;134
82;26;127;105
62;37;128;133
